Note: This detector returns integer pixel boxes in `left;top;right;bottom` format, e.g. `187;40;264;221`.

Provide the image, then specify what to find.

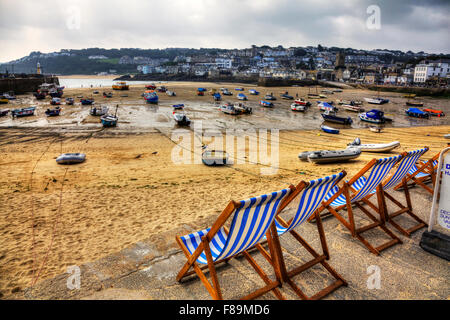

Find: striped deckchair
314;155;403;255
394;152;440;194
175;187;293;300
267;172;348;300
361;148;429;236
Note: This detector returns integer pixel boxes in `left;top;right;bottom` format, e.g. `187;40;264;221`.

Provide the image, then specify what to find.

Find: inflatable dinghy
299;148;361;164
347;138;400;153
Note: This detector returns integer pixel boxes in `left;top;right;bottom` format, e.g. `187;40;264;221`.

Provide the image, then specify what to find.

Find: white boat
318;102;337;112
233;102;252;114
336;99;362;105
299;148;361;164
56;153;86;164
173;112;191;126
347;138;400;153
291;103;308;112
220;103;240;115
364;97;389;104
166;90;176;96
342;104;364;112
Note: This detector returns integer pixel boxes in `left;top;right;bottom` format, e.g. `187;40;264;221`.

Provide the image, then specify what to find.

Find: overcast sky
0;0;449;62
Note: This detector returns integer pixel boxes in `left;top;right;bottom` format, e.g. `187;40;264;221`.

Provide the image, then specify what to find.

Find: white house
414;60;450;83
215;58;232;69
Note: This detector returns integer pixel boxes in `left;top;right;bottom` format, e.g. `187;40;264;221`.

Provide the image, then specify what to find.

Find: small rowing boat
45;107;61;117
364;97;389;104
260;100;274;107
423;108;445;117
81;99;94;105
342;104;364;112
249;89;259;95
291;103;308;112
0;109;10;117
406;101;424;107
90;106;108;116
237;93;248;101
172;104;184;110
320;125;339;134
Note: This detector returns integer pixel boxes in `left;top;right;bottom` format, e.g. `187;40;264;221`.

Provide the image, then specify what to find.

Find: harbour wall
0;75;60;94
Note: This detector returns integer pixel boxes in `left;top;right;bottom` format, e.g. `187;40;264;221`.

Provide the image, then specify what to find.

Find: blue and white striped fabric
275;173;344;235
407;158;437;178
180;188;291;264
325;155;402;208
383;148;428;190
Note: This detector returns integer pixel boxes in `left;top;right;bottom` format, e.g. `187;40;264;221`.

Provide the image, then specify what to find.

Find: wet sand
0;82;449;298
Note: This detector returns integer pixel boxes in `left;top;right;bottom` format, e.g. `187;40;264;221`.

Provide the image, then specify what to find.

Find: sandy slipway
15;184;450;300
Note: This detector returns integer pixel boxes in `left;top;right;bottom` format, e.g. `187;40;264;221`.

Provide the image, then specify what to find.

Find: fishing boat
220;103;240;115
112;82;129;90
405;107;429;119
172;104;184;110
359;109;386;124
235;87;244;91
173;112;191;126
299;148;361;164
347;138;400;153
318;101;337;112
294;98;311;107
332;89;343;93
213;93;221;101
156;86;167;93
3;92;16;100
321;90;334;94
336;99;363;105
291;103;308;112
103;92;113;98
320;125;339;134
364;97;389;104
321;110;352;125
197;88;207;96
0;109;9;117
202;150;229;166
222;89;232;96
90;106;109;116
101;114;118;127
406;101;424;107
145;84;156;90
56;153;86;165
281;93;294;100
166;90;176;96
308;93;320;99
260;100;274;107
249;89;259;95
403;94;416;99
11;107;36;118
237;93;248;101
234;102;252;114
45;107;61;117
50;97;61;105
65;98;74;105
33;92;46;100
342;104;364;112
423;108;445;117
81;99;94;105
144;92;158;104
264;94;276;101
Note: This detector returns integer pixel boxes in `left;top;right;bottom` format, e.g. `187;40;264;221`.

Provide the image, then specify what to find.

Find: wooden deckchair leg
343;183;356;237
383;178;427;237
315;209;330;259
202;237;222;300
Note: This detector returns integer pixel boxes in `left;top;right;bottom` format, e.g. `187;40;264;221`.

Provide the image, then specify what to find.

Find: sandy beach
0;81;449;298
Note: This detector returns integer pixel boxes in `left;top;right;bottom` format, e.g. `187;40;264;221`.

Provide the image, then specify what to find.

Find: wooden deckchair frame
360;149;429;237
175;186;295;300
312;159;403;255
264;173;348;300
394;152;439;194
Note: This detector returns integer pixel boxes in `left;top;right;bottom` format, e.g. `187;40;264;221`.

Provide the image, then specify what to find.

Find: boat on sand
347;138;400;152
299;148;361;164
